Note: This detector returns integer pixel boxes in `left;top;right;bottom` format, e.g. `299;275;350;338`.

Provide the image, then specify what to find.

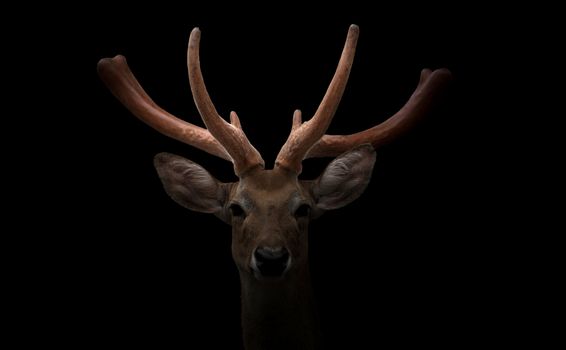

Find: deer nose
252;246;290;278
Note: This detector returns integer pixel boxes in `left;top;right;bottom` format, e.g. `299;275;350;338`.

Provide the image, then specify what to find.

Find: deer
97;24;451;350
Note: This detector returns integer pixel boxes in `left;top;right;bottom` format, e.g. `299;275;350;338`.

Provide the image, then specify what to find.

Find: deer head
98;24;451;348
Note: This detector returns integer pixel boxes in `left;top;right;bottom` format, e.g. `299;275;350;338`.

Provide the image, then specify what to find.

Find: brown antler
187;28;264;176
275;24;360;174
275;25;452;174
97;28;265;177
97;55;231;161
305;68;452;159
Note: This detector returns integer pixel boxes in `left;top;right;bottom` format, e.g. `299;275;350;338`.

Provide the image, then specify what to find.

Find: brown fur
99;24;450;349
153;145;376;349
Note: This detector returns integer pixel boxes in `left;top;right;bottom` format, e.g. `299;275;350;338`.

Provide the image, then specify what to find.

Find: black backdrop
28;4;534;348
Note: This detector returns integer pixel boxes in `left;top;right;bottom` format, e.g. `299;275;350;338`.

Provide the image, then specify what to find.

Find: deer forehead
233;169;308;210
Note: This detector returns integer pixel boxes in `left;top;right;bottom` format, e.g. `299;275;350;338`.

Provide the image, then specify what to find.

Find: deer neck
239;265;321;350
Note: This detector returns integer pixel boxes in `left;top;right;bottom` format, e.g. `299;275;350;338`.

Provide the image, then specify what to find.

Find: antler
97;55;231;161
305;68;452;159
275;25;452;174
187;28;264;175
99;25;451;176
97;28;264;177
275;25;359;174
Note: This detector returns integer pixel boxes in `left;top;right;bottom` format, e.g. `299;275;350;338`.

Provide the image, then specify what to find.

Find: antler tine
305;68;452;158
188;28;265;176
97;55;231;161
275;25;359;174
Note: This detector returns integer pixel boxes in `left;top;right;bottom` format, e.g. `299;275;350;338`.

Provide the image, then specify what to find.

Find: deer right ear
153;153;228;214
312;144;376;211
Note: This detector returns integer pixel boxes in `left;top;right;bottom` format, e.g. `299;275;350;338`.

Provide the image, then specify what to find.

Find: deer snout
251;246;291;279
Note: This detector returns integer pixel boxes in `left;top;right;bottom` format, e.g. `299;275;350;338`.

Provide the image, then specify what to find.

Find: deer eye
294;204;311;218
229;203;246;218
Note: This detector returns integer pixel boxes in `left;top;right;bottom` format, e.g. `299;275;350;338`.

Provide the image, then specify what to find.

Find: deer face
228;170;312;279
153;144;376;280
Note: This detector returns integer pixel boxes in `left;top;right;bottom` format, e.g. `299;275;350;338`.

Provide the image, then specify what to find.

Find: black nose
253;246;290;277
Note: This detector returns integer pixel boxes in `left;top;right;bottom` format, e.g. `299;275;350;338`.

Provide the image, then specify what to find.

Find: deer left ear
153;153;228;214
313;144;376;211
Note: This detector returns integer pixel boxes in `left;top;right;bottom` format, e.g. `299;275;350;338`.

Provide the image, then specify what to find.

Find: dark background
21;4;550;348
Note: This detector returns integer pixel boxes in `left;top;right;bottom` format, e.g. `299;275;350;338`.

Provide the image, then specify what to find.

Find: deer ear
153;153;227;214
313;144;376;211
